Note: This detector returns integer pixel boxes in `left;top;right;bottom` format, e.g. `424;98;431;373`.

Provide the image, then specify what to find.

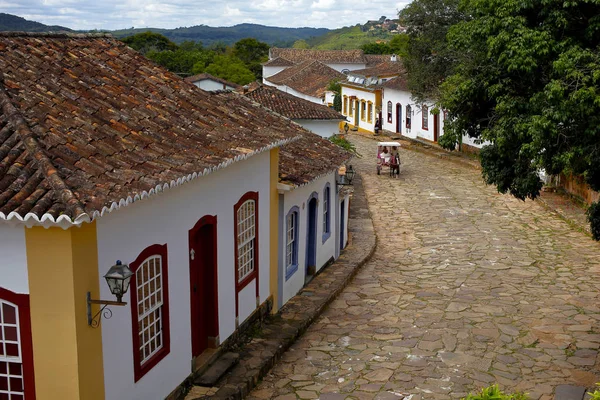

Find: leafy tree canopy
360;42;392;54
204;55;256;85
399;0;465;101
292;39;310;49
389;34;409;57
438;0;600;236
121;31;178;54
233;38;269;79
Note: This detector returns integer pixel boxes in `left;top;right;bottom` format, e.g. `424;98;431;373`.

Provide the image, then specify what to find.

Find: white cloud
2;0;411;30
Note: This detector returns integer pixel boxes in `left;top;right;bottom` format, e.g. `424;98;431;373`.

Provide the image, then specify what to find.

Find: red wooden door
189;216;219;357
433;113;439;142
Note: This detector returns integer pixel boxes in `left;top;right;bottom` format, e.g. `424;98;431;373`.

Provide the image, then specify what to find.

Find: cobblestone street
248;134;600;400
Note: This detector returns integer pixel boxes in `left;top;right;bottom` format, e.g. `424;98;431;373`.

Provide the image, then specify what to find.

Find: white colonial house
244;84;345;138
0;32;351;400
185;73;240;92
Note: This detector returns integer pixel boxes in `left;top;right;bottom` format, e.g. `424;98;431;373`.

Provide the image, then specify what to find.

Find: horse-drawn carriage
376;141;401;178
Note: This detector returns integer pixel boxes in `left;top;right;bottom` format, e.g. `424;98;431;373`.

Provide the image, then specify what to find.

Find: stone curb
535;194;592;238
203;173;378;400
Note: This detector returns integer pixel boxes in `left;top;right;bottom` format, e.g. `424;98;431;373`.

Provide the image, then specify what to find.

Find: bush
588;384;600;400
329;135;359;156
463;385;529;400
586;202;600;240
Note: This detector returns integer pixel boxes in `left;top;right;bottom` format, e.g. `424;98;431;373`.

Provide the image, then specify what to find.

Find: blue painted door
340;200;345;250
306;198;317;275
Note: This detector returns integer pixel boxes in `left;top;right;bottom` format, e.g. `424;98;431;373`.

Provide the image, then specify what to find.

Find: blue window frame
322;183;331;243
285;206;299;280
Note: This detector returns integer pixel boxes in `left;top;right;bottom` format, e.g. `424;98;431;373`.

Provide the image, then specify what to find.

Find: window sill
285;264;298;281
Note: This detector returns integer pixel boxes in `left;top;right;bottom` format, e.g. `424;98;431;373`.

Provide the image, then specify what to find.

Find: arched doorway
395;104;402;134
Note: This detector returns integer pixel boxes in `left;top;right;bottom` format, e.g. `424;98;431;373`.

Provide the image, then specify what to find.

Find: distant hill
307;24;397;50
111;24;330;47
0;13;72;32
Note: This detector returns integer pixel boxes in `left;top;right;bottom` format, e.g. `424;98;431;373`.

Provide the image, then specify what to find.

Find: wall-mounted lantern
344;122;349;134
337;165;355;187
87;260;133;328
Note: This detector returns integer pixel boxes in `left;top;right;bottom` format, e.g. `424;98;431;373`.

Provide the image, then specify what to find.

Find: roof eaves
1;134;302;229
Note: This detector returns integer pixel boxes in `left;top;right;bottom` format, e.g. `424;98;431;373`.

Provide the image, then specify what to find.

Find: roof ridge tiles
0;31;113;38
0;81;87;220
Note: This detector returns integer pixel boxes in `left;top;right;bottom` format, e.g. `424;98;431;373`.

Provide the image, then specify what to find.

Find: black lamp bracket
87;292;127;328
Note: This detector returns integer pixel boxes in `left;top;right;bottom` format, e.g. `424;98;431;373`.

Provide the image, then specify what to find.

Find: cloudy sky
3;0;411;31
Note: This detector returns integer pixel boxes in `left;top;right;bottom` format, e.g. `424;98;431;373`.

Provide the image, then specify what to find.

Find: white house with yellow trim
340;57;404;134
0;32;351;400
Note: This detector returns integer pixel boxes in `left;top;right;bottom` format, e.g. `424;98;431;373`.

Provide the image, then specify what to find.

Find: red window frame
233;191;259;318
422;104;429;130
0;287;35;400
129;244;170;382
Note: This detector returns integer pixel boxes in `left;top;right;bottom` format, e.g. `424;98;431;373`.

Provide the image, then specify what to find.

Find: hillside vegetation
0;13;72;32
111;23;329;47
306;21;399;50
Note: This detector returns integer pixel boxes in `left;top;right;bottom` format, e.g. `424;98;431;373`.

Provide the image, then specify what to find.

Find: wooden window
422;105;429;130
0;288;35;400
367;102;373;123
285;207;299;280
387;101;392;123
322;184;331;242
349;100;353;117
343;96;348;115
406;105;412;129
130;244;170;382
361;101;366;121
234;192;259;294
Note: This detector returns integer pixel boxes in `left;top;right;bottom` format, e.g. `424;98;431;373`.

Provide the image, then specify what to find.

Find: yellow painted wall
25;222;104;400
269;148;280;313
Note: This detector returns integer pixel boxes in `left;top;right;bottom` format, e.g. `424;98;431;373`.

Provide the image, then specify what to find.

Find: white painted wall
280;173;348;306
381;88;446;142
263;81;324;105
96;151;272;400
327;63;366;73
0;225;28;294
296;119;341;138
341;86;377;133
324;91;335;107
192;80;236;92
263;66;289;80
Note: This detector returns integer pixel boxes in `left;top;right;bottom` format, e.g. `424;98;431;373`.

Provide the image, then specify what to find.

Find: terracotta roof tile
382;75;410;91
184;72;241;89
350;61;405;78
0;32;304;226
364;54;391;67
244;85;344;121
269;47;366;64
265;60;345;99
262;57;295;67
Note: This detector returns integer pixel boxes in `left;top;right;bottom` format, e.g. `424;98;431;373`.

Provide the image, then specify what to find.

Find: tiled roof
184;73;241;89
382;75;410;92
244;85;344;121
269;48;366;64
0;32;303;227
265;60;345;99
364;54;391;67
349;61;405;78
262;57;295;67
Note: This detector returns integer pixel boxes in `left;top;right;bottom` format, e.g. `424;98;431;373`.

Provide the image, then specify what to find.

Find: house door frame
353;100;359;127
189;215;219;358
305;193;318;278
340;200;346;250
433;113;440;142
395;103;402;134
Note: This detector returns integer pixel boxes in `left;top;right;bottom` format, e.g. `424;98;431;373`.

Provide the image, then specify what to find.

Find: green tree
292;39;310;49
233;38;270;79
327;80;342;112
360;42;392;54
388;34;409;57
439;0;600;237
399;0;465;101
204;55;255;85
121;31;178;55
147;48;214;76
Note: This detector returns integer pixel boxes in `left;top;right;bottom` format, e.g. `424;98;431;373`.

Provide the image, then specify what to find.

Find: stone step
554;385;589;400
193;352;239;387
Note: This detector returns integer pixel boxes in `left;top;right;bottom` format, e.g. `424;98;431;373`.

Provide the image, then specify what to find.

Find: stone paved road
248;134;600;400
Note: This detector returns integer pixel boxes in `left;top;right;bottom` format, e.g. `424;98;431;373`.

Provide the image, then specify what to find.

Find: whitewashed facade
341;86;378;133
263;81;324;104
191;79;238;92
296;120;340;138
96;152;272;400
278;173;350;306
0;225;29;294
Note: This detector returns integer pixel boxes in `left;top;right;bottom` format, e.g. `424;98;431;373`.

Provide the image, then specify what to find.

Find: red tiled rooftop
269;48;366;64
265;60;345;99
244;85;344;121
0;32;304;226
184;73;241;89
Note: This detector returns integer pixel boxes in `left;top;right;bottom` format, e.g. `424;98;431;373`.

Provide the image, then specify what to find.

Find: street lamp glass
104;260;133;302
